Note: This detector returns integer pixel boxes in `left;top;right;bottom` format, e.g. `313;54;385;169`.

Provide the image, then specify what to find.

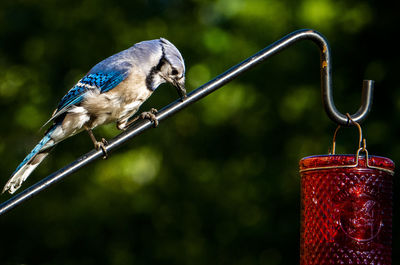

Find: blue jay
3;38;186;194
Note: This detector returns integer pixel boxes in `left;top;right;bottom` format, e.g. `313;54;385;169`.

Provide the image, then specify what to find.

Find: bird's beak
175;80;187;101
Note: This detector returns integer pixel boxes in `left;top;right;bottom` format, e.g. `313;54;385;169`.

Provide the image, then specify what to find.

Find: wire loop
302;114;395;175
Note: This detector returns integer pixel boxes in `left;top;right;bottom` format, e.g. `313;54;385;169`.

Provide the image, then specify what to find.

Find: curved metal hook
180;29;374;126
260;29;374;125
309;29;374;125
239;29;374;125
288;30;374;125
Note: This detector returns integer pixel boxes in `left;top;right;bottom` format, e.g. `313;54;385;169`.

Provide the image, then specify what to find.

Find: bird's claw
140;108;159;127
117;108;159;130
95;138;108;159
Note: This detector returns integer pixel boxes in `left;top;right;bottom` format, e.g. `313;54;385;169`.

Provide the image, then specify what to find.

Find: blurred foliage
0;0;398;264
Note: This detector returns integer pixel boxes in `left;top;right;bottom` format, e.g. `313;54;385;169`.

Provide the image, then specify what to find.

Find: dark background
0;0;398;264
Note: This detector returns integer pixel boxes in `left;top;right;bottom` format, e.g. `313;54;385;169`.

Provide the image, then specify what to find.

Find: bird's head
157;38;186;99
140;38;186;100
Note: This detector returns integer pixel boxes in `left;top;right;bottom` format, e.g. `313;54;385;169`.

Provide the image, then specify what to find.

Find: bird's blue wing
42;70;129;127
56;71;127;110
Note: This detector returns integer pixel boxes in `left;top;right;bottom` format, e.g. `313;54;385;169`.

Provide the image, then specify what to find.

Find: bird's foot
116;108;159;130
140;108;159;127
95;138;109;159
85;127;109;159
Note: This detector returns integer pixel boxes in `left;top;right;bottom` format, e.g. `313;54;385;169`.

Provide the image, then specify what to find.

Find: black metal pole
0;29;374;215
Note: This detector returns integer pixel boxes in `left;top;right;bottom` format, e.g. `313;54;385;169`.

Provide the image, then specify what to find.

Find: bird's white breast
80;71;153;128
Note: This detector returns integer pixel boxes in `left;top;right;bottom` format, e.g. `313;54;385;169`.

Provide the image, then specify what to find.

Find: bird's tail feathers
3;127;57;194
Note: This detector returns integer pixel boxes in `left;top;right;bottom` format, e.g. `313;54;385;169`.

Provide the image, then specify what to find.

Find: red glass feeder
299;123;394;265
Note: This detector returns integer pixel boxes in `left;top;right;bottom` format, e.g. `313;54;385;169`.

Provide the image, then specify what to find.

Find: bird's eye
171;69;178;75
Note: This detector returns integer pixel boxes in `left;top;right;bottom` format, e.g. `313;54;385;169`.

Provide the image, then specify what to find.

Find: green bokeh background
0;0;398;264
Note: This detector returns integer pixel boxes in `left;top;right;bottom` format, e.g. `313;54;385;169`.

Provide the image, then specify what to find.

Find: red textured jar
299;154;394;265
